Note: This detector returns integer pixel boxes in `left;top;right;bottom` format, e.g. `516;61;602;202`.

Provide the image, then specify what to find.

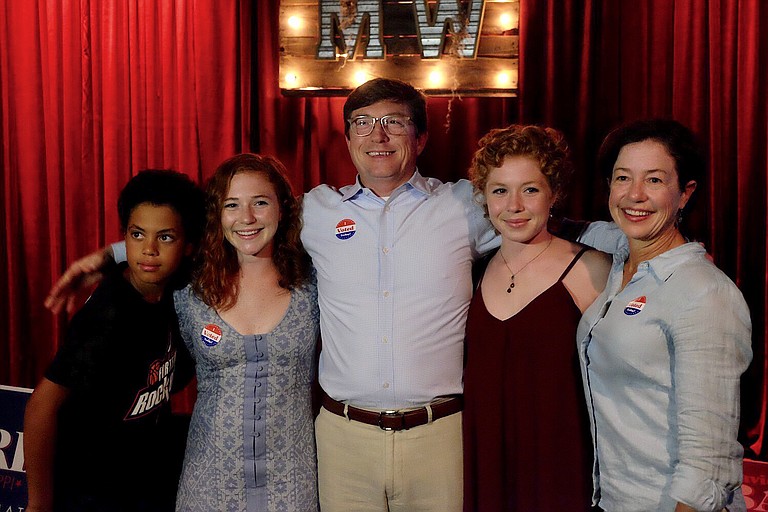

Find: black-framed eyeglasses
347;115;414;137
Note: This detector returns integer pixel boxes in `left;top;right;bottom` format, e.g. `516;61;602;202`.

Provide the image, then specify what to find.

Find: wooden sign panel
279;0;519;96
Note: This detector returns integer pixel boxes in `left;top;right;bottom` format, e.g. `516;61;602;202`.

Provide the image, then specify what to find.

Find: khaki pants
315;406;463;512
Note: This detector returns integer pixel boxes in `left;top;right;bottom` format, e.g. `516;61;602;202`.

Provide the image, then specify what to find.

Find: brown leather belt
321;393;463;431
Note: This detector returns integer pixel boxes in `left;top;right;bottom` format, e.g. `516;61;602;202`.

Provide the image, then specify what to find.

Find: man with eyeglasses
44;78;496;511
301;78;496;512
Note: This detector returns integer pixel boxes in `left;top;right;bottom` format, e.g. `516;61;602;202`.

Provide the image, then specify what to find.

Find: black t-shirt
45;263;192;511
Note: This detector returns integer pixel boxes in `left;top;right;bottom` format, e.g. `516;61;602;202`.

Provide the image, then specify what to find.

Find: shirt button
382;247;390;254
383;291;390;298
255;432;261;437
382;336;389;344
383;382;390;389
255;335;262;341
256;382;262;388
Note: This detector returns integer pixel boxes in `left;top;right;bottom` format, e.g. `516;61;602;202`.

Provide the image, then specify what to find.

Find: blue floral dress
174;280;319;511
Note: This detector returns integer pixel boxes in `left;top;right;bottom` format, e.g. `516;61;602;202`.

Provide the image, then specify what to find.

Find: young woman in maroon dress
463;125;611;511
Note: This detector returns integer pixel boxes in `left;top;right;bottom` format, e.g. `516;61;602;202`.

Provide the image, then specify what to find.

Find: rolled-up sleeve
458;179;498;258
668;274;752;510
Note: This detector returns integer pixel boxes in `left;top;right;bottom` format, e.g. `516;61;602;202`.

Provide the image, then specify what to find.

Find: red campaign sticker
201;324;223;346
623;296;646;316
335;218;357;240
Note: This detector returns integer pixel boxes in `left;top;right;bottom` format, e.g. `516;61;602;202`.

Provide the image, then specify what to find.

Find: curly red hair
469;124;573;212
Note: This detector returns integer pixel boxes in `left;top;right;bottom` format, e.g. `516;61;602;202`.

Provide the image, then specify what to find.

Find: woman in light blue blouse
577;119;752;512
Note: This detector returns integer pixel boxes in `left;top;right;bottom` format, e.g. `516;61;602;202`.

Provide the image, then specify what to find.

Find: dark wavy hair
469;124;573;212
343;78;428;138
596;118;705;190
192;154;311;311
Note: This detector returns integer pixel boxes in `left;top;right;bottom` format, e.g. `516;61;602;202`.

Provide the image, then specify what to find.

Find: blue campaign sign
0;385;32;510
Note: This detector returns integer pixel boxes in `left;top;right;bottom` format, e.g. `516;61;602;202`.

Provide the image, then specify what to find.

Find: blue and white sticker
335;218;357;240
623;296;646;316
201;324;223;346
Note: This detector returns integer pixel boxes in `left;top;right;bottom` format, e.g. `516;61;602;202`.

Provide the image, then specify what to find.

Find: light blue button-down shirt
301;171;496;409
578;222;752;512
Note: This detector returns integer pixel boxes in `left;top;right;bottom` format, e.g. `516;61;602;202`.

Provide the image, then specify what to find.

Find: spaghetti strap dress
463;248;593;511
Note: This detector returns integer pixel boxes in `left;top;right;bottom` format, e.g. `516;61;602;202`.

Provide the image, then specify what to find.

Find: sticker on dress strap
623;296;646;316
335;218;356;240
201;324;223;346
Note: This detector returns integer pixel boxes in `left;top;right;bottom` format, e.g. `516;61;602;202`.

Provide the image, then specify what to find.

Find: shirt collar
634;242;706;282
341;169;430;201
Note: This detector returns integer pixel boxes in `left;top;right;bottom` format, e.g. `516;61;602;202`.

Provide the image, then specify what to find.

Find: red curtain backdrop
2;0;768;458
513;0;768;456
1;0;251;383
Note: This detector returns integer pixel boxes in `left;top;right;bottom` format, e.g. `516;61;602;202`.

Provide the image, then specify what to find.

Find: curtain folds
2;0;768;457
515;0;768;455
0;1;250;411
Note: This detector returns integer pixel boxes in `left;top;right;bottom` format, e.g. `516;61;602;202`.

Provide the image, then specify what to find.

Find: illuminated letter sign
414;0;483;58
280;0;519;96
317;1;384;59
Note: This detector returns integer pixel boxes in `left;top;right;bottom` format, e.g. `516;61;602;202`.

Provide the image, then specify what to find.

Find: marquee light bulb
499;12;516;31
353;71;368;86
287;16;302;29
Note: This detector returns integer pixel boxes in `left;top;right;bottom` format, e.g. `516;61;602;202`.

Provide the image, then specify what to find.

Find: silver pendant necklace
498;237;553;293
